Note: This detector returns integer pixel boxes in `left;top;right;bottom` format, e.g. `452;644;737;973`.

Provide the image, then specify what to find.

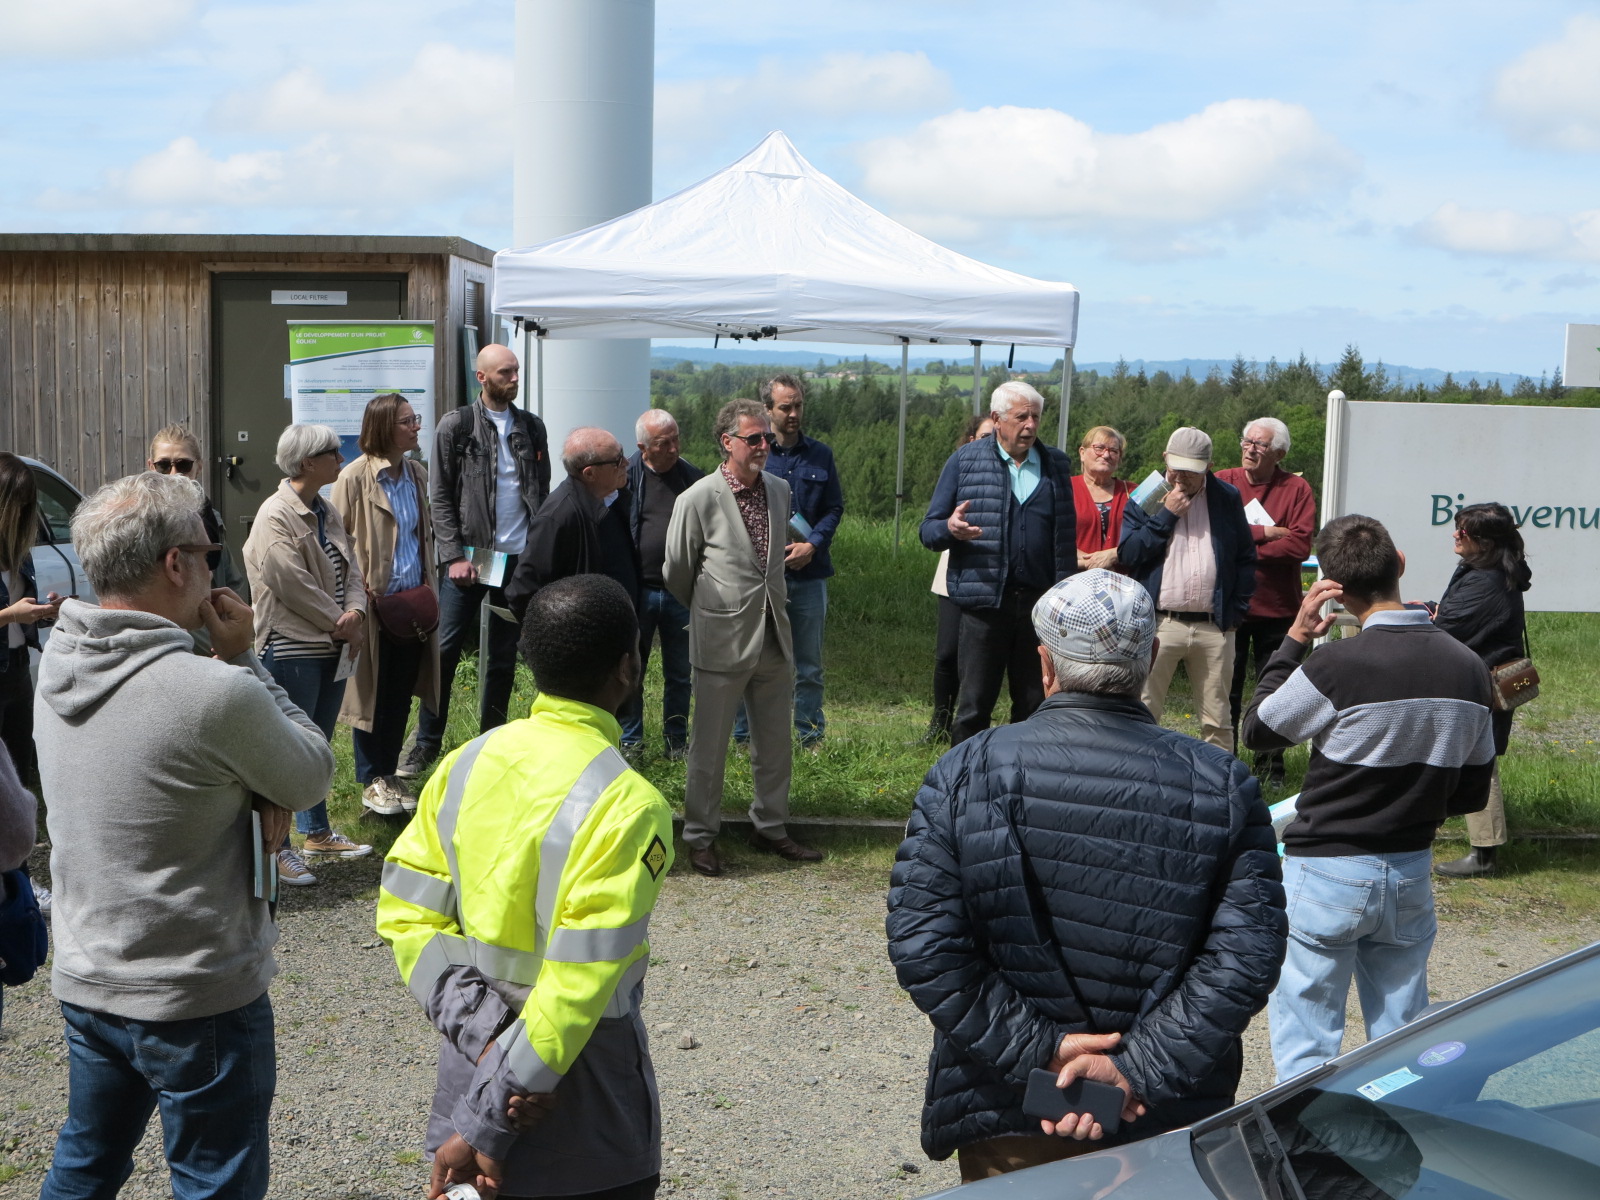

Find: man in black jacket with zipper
619;409;704;757
402;344;549;778
888;569;1285;1182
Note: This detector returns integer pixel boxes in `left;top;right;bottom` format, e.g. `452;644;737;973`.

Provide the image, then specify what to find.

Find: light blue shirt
995;437;1041;504
377;463;424;594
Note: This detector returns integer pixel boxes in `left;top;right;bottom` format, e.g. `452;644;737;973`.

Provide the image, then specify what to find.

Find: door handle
221;455;244;480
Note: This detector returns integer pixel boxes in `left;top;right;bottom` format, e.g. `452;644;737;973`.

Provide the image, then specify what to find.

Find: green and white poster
287;320;436;466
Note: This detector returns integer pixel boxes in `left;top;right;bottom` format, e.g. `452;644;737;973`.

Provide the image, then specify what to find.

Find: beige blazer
664;467;792;674
243;479;367;655
330;455;440;731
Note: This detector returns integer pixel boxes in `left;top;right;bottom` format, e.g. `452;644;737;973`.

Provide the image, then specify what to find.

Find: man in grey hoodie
33;472;335;1200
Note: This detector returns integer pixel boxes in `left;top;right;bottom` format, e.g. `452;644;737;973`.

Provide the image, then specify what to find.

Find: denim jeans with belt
1269;851;1436;1084
40;993;276;1200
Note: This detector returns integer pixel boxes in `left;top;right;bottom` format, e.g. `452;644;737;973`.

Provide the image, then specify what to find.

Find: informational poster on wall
1322;397;1600;612
287;320;436;472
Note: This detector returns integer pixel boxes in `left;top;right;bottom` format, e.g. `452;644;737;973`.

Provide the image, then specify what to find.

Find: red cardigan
1072;474;1131;554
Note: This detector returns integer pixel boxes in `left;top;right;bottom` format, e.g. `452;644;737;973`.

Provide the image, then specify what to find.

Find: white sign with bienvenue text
1322;398;1600;612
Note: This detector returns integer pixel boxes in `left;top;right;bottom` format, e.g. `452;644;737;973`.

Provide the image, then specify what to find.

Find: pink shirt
1158;484;1217;613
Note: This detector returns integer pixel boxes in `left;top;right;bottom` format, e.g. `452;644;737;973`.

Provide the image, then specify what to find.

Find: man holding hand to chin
33;471;334;1200
888;569;1285;1181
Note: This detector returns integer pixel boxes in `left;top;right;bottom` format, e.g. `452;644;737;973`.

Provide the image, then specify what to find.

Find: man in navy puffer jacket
887;569;1286;1182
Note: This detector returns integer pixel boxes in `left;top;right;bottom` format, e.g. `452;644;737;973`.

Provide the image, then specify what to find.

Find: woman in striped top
243;424;372;885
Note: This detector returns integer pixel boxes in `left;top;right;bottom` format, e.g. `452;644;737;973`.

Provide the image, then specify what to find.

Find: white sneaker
276;848;318;887
34;885;52;915
387;775;418;814
301;830;374;858
361;778;406;817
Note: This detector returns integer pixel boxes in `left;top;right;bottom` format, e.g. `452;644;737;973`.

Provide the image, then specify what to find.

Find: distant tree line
651;346;1598;523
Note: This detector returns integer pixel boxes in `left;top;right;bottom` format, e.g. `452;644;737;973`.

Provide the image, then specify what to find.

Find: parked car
21;457;94;664
929;939;1600;1200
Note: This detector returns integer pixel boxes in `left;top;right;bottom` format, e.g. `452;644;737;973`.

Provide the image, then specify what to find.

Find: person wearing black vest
920;382;1078;745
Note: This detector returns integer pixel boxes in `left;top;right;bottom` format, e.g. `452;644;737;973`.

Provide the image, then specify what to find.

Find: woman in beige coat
331;394;440;817
244;423;374;886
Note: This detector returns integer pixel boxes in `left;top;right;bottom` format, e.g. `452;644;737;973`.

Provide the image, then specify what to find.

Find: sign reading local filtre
1326;398;1600;612
287;321;436;470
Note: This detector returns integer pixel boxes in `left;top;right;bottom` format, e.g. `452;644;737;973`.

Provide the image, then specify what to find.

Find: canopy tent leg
535;329;545;421
970;342;983;416
520;321;533;412
894;339;910;553
1057;346;1074;450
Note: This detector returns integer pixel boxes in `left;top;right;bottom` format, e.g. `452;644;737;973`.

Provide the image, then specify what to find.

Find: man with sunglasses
665;399;822;877
402;343;550;780
506;427;640;627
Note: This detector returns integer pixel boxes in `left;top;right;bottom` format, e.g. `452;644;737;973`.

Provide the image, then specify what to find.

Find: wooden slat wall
0;250;462;494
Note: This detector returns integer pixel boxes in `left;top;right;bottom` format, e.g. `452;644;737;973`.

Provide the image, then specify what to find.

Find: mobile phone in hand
1022;1068;1123;1136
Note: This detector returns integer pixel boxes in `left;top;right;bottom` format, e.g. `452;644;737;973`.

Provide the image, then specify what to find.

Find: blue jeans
352;635;425;784
261;648;342;837
412;567;519;758
735;578;828;744
620;586;691;751
1269;851;1436;1083
40;993;276;1200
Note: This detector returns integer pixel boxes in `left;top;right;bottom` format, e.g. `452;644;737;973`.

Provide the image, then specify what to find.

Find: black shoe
1434;846;1498;878
914;724;951;746
396;744;437;780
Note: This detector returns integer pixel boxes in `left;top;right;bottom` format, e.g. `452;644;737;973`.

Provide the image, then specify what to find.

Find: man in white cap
888;569;1285;1182
1118;427;1257;749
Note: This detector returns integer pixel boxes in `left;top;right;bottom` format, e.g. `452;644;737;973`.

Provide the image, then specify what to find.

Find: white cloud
1489;15;1600;151
855;101;1358;254
657;50;951;136
57;43;511;214
1413;202;1600;262
0;0;199;57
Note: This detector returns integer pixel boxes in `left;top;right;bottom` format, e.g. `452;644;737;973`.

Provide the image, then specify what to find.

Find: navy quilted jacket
886;691;1286;1160
919;439;1078;609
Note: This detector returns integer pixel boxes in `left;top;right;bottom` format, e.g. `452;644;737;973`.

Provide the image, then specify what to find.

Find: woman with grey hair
243;424;371;884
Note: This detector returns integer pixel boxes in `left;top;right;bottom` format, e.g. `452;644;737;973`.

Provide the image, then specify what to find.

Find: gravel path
1;840;1594;1200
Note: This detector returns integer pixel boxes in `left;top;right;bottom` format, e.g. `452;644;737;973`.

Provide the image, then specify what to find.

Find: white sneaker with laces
276;847;318;887
301;830;374;858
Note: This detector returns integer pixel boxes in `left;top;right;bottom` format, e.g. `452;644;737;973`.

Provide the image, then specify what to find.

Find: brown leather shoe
746;830;823;862
689;844;723;877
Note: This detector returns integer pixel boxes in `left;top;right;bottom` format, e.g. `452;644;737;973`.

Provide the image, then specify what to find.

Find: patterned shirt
378;462;424;594
720;462;769;569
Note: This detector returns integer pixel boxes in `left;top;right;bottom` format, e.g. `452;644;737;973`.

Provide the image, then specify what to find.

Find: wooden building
0;233;496;545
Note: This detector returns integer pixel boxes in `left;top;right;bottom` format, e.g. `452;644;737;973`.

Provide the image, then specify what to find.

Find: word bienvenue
1432;494;1600;529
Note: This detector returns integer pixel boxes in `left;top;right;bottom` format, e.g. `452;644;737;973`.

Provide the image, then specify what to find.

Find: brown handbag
370;584;439;644
1490;657;1539;711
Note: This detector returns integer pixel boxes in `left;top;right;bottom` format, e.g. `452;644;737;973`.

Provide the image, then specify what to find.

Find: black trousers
0;646;34;785
1230;616;1293;761
951;586;1045;746
929;594;962;735
503;1174;659;1200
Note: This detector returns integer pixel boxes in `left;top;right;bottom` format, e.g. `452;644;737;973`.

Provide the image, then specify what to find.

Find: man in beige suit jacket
664;399;823;877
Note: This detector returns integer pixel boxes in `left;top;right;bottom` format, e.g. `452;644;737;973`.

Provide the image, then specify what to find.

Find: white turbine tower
512;0;654;446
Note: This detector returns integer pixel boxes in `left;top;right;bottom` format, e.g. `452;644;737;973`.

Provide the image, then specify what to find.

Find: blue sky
3;0;1597;376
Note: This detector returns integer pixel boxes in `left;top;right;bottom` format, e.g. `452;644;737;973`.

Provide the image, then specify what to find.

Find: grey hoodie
35;599;335;1021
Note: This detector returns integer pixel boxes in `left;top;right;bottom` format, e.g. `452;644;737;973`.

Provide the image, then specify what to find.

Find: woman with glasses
146;425;249;602
1072;425;1130;571
0;452;61;784
243;424;373;886
331;395;440;819
1432;502;1533;878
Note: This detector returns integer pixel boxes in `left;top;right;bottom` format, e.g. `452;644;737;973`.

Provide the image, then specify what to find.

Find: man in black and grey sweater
1242;514;1494;1083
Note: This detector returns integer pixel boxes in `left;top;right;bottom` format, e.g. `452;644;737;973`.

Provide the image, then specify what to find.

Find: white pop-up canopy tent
493;131;1081;542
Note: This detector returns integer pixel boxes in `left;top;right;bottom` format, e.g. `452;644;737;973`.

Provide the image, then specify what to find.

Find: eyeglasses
152;458;196;474
727;432;777;448
394;415;423;428
1240;438;1275;451
170;542;222;558
1082;443;1122;456
587;454;628;470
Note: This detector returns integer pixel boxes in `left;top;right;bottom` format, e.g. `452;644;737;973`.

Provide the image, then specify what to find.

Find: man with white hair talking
888;569;1285;1180
920;382;1079;744
1216;417;1317;784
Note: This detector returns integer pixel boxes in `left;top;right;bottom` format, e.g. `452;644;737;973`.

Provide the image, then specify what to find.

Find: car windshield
1194;948;1600;1200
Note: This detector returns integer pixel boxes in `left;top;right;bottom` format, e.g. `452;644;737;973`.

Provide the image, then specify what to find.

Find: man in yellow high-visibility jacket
378;574;674;1200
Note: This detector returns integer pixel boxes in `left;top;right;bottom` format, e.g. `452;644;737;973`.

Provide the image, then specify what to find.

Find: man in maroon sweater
1216;417;1317;785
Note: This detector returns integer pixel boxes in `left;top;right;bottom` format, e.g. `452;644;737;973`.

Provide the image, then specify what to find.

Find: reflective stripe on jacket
376;693;674;1162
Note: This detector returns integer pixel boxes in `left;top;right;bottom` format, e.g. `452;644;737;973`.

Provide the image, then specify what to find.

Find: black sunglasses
727;432;777;449
152;458;196;474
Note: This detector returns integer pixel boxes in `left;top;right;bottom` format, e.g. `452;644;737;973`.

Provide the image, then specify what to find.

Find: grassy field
320;517;1600;864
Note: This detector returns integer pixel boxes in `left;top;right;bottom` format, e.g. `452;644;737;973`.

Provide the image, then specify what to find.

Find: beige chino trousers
1143;614;1236;751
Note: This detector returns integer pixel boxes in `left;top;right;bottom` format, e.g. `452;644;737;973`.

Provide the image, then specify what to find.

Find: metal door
211;274;405;547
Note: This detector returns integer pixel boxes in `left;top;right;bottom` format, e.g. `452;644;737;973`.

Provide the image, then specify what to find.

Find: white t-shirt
484;405;529;555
